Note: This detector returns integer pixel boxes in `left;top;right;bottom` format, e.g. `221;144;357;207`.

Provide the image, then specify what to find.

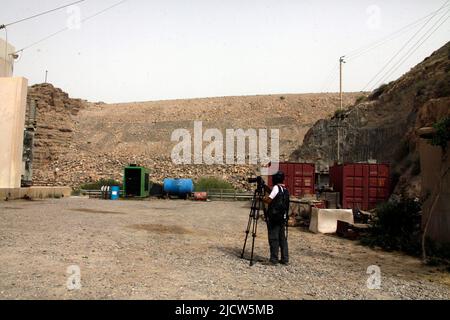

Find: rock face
27;84;87;186
27;85;361;189
291;41;450;197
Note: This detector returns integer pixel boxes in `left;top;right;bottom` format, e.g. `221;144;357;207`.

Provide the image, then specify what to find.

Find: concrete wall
0;38;14;77
0;77;28;188
0;187;72;201
419;138;450;244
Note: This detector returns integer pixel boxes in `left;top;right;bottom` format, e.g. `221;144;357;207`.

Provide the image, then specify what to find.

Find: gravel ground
0;198;449;300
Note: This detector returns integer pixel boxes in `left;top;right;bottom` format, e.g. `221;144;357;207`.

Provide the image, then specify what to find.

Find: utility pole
339;56;346;110
44;70;48;83
337;120;341;164
337;56;346;164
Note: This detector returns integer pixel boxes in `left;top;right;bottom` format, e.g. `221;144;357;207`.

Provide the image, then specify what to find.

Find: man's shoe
280;260;289;265
269;259;278;265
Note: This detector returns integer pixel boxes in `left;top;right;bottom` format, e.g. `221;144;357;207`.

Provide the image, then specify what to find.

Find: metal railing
79;188;253;201
79;189;123;199
205;189;253;201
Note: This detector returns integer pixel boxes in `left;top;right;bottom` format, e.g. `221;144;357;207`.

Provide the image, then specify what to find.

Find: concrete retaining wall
419;137;450;244
0;187;72;201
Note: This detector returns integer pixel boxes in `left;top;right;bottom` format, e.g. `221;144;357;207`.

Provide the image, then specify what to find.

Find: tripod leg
249;211;258;266
241;211;253;259
249;195;262;266
241;191;258;259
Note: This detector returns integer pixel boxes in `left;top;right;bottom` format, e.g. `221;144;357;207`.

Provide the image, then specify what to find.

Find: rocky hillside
27;85;361;189
27;84;87;185
291;41;450;197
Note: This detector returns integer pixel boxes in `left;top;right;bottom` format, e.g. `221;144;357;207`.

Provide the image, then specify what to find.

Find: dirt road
0;198;448;300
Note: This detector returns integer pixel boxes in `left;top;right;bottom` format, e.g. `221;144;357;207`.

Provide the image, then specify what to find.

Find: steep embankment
291;42;450;197
28;86;361;188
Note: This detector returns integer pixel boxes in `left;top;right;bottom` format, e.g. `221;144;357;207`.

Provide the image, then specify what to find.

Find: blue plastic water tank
163;179;194;195
110;186;120;200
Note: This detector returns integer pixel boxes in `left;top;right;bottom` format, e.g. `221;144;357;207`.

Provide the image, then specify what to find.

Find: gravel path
0;198;449;300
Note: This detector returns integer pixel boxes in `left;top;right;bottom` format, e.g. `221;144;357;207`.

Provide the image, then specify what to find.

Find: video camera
247;176;265;188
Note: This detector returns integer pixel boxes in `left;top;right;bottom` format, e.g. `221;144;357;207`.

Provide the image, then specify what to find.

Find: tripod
241;183;266;266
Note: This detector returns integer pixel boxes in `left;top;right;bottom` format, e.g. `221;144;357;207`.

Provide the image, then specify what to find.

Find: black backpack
268;185;290;224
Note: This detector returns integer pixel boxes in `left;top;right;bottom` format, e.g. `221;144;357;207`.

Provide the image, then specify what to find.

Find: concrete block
309;208;354;234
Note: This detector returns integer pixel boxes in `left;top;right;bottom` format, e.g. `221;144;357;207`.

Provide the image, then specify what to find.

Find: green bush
333;109;347;119
355;95;367;104
414;79;428;97
80;179;122;190
434;72;450;98
195;177;234;192
430;116;450;151
71;188;81;196
368;83;389;100
360;199;422;256
424;240;450;266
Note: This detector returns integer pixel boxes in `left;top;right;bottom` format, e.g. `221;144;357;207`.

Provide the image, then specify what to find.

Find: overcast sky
1;0;449;103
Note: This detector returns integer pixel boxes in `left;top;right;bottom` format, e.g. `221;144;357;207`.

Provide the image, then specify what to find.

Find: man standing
264;171;290;265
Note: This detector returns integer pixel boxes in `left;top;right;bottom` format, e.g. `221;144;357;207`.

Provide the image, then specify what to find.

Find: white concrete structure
0;77;28;188
0;38;15;77
309;208;354;234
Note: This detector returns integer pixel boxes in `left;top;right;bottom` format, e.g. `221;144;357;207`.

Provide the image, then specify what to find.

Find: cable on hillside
0;0;85;30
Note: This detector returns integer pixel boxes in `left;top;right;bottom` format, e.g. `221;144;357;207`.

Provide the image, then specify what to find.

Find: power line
346;15;438;62
14;0;130;54
374;10;450;89
361;0;450;91
321;2;450;94
320;62;339;92
345;2;450;61
324;67;340;93
0;0;86;30
81;0;128;23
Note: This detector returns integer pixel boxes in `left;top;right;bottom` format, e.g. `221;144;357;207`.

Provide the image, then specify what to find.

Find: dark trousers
267;222;289;263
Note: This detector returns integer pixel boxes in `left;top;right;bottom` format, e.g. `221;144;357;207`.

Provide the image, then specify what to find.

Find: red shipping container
330;163;390;211
268;162;315;198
